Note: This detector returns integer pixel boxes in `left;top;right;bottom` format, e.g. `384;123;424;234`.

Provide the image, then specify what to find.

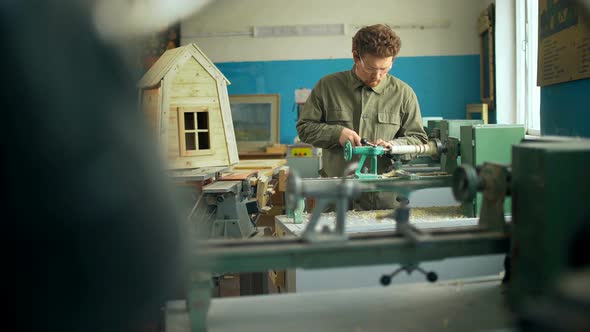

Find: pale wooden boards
231;159;287;177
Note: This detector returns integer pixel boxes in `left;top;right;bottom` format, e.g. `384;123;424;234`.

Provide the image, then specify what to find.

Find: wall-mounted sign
538;0;590;86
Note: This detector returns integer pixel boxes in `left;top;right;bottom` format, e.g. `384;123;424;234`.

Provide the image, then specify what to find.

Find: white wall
181;0;485;62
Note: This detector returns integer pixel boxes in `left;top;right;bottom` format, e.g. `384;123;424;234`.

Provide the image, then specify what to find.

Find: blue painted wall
541;78;590;137
215;55;480;144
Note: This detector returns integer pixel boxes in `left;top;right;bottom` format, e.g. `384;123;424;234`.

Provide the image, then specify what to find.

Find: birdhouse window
177;107;212;156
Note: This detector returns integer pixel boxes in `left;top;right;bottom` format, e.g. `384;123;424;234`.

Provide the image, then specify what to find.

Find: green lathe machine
342;138;444;179
286;121;525;224
170;136;589;332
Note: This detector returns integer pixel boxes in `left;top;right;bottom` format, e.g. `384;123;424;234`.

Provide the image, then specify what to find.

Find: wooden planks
231;159;287;177
169;83;218;98
141;88;161;137
232;159;287;170
216;79;239;165
220;170;259;181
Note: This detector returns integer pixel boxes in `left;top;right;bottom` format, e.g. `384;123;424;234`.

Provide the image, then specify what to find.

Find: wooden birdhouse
137;43;239;170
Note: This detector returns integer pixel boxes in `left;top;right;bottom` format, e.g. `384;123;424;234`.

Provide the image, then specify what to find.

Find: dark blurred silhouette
1;1;185;331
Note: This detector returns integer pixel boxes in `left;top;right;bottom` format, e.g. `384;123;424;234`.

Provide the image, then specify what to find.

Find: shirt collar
349;66;387;95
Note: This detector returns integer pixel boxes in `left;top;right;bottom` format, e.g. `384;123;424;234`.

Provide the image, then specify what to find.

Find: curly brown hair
352;24;401;58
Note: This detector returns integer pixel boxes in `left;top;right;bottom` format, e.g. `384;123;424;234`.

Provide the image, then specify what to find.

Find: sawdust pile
300;205;466;226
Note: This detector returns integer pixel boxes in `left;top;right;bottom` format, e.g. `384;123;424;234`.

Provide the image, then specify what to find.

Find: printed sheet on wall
538;0;590;86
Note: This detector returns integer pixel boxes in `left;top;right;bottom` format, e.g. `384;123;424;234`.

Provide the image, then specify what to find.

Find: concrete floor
167;277;517;332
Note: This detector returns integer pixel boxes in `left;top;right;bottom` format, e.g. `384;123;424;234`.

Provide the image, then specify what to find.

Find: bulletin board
538;0;590;86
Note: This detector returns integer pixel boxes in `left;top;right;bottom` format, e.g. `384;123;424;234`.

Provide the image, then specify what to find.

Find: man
296;24;428;210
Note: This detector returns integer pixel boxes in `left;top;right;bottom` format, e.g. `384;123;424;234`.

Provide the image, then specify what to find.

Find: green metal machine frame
343;140;388;179
460;124;525;217
186;163;510;331
439;119;484;172
178;128;590;332
509;140;590;311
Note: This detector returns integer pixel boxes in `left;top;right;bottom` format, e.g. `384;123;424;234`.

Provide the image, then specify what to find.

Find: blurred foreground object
1;1;187;331
92;0;214;41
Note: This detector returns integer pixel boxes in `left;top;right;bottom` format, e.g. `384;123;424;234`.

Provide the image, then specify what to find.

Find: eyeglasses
358;55;392;75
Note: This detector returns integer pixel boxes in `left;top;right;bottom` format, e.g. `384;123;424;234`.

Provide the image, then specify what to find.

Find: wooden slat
168;158;230;169
173;58;215;84
220;170;259;181
137;44;230;88
159;77;172;160
169;166;229;181
169;97;218;106
232;159;287;170
217;80;239;164
173;74;216;84
167;106;180;159
169;83;218;98
179;58;209;70
187;44;231;84
256;174;270;207
278;166;289;192
137;47;185;87
141;88;161;138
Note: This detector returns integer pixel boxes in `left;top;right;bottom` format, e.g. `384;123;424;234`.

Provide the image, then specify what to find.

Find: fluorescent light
253;24;345;38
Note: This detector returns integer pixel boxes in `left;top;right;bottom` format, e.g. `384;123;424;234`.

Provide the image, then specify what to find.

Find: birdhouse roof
138;43;230;88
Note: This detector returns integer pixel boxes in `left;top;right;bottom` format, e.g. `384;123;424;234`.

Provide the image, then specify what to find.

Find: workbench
273;208;507;293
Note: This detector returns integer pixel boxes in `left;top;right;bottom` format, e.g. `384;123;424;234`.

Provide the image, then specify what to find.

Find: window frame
228;94;281;153
516;0;541;135
177;107;213;157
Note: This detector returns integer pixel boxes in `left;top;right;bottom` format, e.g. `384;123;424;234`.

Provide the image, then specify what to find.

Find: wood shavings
410;206;465;222
297;205;467;227
381;169;398;178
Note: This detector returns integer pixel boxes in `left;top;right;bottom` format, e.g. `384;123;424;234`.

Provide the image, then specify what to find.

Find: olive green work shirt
297;67;428;179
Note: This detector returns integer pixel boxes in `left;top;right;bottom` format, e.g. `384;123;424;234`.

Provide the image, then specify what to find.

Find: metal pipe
295;175;452;197
192;230;509;273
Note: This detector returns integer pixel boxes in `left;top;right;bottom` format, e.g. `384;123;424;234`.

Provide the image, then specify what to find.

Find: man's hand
339;128;362;146
375;138;394;149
